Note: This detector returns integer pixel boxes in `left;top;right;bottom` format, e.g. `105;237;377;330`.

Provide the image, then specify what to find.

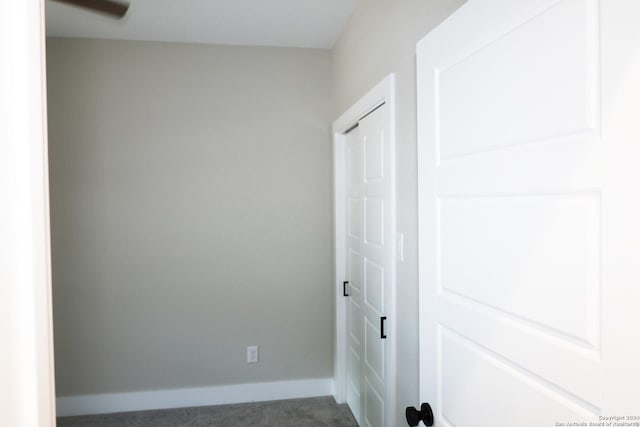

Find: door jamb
0;0;56;425
332;74;396;426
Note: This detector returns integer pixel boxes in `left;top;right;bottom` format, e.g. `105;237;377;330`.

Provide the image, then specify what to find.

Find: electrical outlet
247;345;258;363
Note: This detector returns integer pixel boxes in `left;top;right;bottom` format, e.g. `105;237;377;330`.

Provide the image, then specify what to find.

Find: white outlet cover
247;346;258;363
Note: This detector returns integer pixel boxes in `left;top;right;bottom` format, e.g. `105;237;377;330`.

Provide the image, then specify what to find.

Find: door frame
0;0;56;426
332;74;396;426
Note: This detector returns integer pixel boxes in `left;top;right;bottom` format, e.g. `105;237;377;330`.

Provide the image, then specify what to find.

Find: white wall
47;38;333;397
331;0;465;424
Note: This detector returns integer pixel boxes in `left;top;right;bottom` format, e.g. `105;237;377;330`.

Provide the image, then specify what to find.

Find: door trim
0;0;56;425
332;74;396;426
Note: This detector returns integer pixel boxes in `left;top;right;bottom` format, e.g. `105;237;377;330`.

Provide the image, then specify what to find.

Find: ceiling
45;0;359;49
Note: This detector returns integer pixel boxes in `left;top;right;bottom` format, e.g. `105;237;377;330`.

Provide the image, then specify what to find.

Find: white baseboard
56;378;335;417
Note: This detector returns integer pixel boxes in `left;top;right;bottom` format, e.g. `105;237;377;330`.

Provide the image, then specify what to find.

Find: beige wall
331;0;465;423
47;38;333;396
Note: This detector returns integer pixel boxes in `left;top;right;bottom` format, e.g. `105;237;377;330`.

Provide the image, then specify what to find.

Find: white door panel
346;128;363;422
359;107;390;427
437;0;598;160
418;0;640;424
345;105;394;427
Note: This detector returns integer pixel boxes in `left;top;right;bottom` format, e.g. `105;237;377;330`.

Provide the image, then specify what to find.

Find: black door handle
406;403;434;426
343;281;349;297
380;316;387;339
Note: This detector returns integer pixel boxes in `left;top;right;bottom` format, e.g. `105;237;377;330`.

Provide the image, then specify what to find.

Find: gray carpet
57;396;358;427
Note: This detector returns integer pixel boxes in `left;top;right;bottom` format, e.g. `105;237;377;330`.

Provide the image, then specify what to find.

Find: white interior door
417;0;640;425
345;105;395;427
346;126;364;422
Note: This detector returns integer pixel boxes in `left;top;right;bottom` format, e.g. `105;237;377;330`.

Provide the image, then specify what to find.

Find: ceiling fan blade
50;0;130;19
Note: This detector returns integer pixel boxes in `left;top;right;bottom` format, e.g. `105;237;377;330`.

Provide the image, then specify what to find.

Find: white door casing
334;75;396;427
0;0;56;426
417;0;640;425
